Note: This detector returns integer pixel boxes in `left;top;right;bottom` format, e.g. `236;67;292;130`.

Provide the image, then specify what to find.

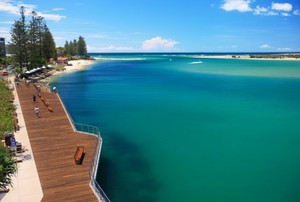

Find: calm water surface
52;54;300;202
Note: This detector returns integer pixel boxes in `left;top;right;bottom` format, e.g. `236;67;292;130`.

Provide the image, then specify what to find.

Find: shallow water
53;54;300;202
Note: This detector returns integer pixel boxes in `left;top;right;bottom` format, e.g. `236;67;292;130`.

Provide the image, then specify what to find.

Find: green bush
0;79;14;139
0;146;17;191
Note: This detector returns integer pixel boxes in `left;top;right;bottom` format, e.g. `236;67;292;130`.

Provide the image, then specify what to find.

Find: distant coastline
192;53;300;61
248;53;300;60
89;52;300;61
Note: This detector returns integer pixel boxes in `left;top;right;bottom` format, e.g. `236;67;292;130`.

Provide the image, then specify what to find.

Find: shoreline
41;59;97;83
57;59;97;74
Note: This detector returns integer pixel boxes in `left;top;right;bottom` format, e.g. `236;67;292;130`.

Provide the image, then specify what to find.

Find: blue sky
0;0;300;52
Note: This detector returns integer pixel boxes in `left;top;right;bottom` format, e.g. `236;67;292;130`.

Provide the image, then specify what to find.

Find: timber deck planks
16;82;99;202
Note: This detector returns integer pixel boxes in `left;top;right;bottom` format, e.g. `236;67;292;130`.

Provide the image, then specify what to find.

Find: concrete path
0;76;43;202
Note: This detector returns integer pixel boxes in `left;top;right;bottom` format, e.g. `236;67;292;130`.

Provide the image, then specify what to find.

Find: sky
0;0;300;52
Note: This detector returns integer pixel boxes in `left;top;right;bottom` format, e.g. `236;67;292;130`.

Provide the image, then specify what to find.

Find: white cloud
0;21;14;24
281;12;290;16
0;27;11;41
271;2;292;12
52;8;64;11
277;47;291;51
222;1;298;16
254;6;279;16
0;0;36;15
221;0;252;12
293;9;300;15
88;34;107;39
0;0;65;21
254;6;268;15
260;44;271;49
0;0;21;15
37;12;66;21
142;36;178;51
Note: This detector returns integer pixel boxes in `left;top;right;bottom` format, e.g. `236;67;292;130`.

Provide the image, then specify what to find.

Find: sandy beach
54;59;96;75
40;59;97;83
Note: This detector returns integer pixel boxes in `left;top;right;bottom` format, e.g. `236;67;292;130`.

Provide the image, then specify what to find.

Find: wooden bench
74;146;84;165
47;106;53;112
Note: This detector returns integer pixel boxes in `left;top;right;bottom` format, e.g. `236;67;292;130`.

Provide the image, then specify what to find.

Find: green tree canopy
64;36;87;57
9;7;56;70
77;36;87;56
9;6;28;70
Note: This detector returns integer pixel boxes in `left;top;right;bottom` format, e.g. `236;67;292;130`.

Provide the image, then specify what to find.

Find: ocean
51;53;300;202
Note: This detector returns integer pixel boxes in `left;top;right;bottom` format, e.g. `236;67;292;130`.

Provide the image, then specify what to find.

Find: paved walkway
0;77;100;201
0;76;43;202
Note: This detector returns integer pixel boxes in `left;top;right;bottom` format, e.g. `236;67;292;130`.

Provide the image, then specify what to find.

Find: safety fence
55;90;110;202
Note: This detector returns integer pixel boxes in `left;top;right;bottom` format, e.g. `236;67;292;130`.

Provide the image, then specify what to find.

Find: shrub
0;146;17;191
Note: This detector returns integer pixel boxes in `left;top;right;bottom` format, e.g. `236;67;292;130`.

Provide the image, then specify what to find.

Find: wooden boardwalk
16;82;100;202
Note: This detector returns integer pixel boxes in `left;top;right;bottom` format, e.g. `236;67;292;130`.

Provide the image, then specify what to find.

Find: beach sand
41;59;96;83
54;59;96;74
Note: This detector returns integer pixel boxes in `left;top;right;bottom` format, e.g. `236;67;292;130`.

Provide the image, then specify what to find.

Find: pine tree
10;8;56;70
56;47;65;57
27;11;41;69
69;40;74;56
73;39;77;55
9;6;28;70
43;25;56;61
77;36;87;56
64;41;70;55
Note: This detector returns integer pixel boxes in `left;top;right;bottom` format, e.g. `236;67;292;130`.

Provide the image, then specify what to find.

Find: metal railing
74;123;110;202
55;90;110;202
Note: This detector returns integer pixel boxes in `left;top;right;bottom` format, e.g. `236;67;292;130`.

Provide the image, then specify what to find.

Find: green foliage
0;79;14;138
64;36;87;57
77;36;87;56
0;146;17;191
43;25;56;60
0;57;14;68
9;7;56;70
9;7;28;70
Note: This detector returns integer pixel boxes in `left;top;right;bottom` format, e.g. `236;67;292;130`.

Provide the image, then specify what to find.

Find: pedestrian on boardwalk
52;86;56;93
34;106;40;118
32;94;36;102
37;85;41;92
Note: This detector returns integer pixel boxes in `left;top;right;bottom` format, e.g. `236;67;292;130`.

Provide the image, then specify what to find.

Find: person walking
34;106;40;118
32;94;36;102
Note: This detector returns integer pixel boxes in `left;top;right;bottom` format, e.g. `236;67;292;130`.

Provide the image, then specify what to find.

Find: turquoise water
52;54;300;202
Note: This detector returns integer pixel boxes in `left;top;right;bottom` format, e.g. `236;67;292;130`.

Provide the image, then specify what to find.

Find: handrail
54;88;110;202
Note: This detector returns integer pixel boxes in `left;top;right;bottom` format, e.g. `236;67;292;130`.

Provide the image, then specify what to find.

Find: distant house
57;57;68;64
